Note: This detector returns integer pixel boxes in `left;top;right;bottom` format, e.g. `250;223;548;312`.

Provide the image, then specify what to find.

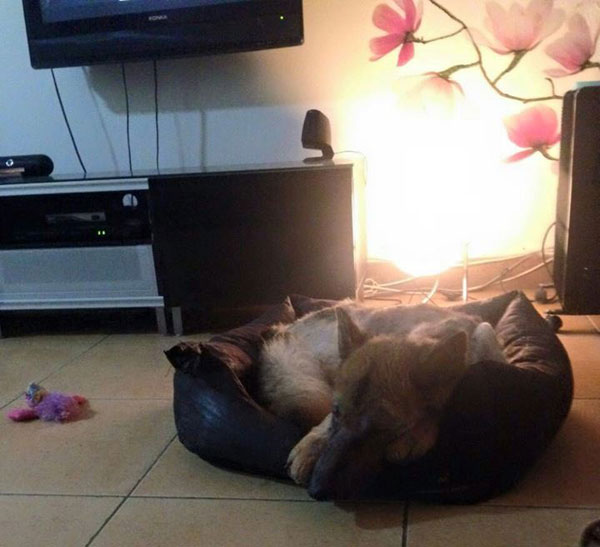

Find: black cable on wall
50;68;87;175
121;63;133;175
153;60;160;173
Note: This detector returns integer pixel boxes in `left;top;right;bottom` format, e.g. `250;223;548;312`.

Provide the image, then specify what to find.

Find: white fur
258;303;506;423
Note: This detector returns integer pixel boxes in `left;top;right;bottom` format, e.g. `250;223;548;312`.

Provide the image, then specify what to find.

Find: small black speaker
0;154;54;177
302;110;334;162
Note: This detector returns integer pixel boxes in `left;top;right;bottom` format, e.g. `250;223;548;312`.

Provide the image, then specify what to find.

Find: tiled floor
1;293;599;546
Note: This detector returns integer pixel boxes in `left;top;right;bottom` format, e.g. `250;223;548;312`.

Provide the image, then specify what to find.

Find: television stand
0;174;166;336
0;160;366;336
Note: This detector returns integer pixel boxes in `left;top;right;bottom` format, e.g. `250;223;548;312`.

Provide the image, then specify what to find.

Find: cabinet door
148;165;357;309
0;245;161;309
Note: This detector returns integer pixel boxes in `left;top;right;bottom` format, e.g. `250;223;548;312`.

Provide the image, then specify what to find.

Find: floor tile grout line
482;502;600;511
123;497;600;510
1;489;598;511
2;490;599;511
72;397;174;401
129;495;319;503
0;334;111;412
38;333;112;385
126;433;180;498
586;315;600;334
127;494;406;505
85;432;178;547
0;492;123;499
402;501;410;547
84;497;128;547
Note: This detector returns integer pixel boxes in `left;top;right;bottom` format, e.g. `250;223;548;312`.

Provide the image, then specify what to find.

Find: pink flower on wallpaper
503;104;560;163
545;14;600;77
409;72;465;114
369;0;423;66
471;0;564;54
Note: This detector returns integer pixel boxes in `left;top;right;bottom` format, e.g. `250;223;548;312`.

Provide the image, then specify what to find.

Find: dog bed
166;291;573;503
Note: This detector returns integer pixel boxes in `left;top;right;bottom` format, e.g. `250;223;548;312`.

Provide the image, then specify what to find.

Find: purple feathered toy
7;382;87;423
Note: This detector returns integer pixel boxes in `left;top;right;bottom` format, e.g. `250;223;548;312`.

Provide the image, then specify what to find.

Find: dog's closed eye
332;400;341;419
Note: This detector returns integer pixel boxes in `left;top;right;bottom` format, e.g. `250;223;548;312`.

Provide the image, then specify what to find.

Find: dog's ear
261;323;285;342
336;307;368;360
409;330;468;391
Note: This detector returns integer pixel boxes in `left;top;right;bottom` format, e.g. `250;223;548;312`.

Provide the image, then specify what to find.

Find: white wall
1;0;376;173
1;0;598;272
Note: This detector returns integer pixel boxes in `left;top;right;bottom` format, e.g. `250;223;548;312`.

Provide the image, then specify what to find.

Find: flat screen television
21;0;304;69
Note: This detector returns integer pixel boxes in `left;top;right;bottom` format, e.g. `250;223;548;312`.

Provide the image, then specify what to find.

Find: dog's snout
307;424;383;500
307;481;331;501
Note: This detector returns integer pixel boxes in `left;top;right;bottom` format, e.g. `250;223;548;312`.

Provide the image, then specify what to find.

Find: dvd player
0;189;150;247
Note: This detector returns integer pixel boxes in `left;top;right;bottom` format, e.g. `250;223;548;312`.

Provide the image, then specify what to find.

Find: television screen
40;0;235;23
22;0;304;68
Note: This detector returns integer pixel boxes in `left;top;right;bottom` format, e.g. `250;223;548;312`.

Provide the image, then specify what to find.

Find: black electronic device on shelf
21;0;304;69
0;154;53;177
0;190;150;248
0;175;165;336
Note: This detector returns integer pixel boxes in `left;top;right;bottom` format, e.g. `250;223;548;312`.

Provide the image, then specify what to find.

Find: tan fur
257;301;506;494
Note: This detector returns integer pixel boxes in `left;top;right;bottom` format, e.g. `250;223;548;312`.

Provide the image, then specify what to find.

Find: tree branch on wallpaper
369;0;600;163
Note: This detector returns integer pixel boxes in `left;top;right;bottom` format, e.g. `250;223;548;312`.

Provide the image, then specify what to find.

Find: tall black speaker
554;86;600;314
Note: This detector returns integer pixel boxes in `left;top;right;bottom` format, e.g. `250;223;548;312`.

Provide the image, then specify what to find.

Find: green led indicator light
97;230;107;236
279;15;285;20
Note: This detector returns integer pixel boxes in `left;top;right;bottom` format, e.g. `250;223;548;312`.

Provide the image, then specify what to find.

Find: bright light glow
344;87;539;276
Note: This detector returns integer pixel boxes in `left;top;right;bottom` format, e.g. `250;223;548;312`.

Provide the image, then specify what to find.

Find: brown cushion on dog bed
166;291;573;503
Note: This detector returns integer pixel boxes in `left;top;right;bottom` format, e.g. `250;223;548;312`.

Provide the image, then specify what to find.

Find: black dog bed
166;291;573;503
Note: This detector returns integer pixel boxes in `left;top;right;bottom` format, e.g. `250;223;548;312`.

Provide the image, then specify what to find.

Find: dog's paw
385;435;433;463
286;430;328;486
385;421;438;464
385;436;414;463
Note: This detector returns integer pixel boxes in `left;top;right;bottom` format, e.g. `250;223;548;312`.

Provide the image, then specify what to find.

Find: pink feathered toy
7;382;87;423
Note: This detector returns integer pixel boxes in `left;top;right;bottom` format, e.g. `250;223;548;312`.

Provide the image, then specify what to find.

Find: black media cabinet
0;160;365;335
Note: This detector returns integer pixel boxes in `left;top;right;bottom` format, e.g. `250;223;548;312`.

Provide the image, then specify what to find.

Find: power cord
153;60;160;172
534;221;558;304
364;252;541;300
50;68;87;175
364;248;556;302
541;221;556;281
121;63;133;175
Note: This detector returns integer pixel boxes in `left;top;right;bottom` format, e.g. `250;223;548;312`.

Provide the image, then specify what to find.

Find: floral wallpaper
358;0;600;274
369;0;598;162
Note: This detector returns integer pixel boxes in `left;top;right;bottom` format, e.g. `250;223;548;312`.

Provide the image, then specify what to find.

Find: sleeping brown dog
257;301;506;499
